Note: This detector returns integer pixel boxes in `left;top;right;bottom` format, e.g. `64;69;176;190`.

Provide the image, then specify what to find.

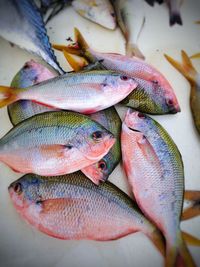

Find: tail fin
164;50;198;85
62;50;89;72
190;53;200;59
0;86;19;108
182;231;200;247
147;228;166;257
169;11;183;26
126;43;145;60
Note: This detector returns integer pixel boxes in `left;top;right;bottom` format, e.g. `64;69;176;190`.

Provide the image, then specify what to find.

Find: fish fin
182;231;200;247
148;228;166;257
190;53;200;59
184;190;200;201
169;11;183;26
62;50;88;72
144;0;155;6
195;21;200;24
164;51;198;85
126;43;145;60
177;235;196;267
53;43;82;56
0;86;20;108
181;206;200;221
74;27;89;53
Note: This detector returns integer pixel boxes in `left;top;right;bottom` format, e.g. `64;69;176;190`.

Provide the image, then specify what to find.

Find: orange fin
164;50;198;85
190;53;200;59
182;190;200;220
182;231;200;247
184;190;200;201
0;85;20;108
62;50;88;71
53;43;82;56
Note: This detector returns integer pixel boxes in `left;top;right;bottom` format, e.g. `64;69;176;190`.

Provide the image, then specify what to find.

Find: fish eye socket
98;160;107;171
13;183;22;194
152;80;159;85
166;99;174;106
137;112;146;119
120;75;129;81
91;131;103;141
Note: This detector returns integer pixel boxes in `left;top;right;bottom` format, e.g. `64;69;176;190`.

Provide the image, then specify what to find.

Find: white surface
0;1;200;267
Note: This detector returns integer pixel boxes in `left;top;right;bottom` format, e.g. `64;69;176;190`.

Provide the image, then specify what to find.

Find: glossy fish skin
72;0;116;30
165;51;200;135
112;0;145;59
53;28;180;114
0;111;115;178
121;110;195;267
82;107;121;184
8;172;165;255
8;60;57;126
0;70;137;114
0;0;64;74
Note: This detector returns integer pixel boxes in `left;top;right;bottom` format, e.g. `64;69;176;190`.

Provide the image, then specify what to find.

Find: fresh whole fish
53;28;180;114
0;0;64;74
8;60;58;126
8;172;165;256
165;51;200;135
8;62;121;185
121;109;196;267
0;70;137;114
82;107;121;184
112;0;145;59
72;0;116;30
0;111;115;177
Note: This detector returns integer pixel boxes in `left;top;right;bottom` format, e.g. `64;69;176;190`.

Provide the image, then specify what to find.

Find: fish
8;60;58;126
82;107;121;184
53;28;180;114
121;109;196;267
72;0;116;30
0;70;137;114
165;51;200;135
182;191;200;221
8;172;165;256
0;0;64;74
112;0;145;59
0;111;115;177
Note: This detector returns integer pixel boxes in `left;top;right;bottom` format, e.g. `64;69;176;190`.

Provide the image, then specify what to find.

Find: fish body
0;70;137;114
0;111;115;177
8;172;165;255
82;107;121;183
8;60;57;126
53;28;180;114
165;51;200;135
72;0;116;30
121;109;195;267
112;0;145;59
0;0;64;74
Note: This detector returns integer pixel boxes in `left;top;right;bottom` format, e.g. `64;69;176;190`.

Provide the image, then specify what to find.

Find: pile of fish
0;1;199;267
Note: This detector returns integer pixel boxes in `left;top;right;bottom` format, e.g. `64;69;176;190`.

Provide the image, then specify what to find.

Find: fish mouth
169;105;181;114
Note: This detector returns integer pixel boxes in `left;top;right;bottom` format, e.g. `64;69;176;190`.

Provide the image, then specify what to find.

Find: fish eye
111;12;115;18
91;131;103;141
166;98;174;106
137;112;146;119
120;75;129;81
98;160;107;171
152;79;159;85
13;183;22;194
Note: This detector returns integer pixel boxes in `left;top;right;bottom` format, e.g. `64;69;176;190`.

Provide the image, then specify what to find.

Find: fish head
144;73;180;114
101;73;137;98
76;122;116;161
8;174;41;211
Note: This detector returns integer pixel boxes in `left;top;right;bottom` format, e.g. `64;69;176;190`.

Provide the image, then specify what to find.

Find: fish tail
182;231;200;247
164;51;198;85
144;0;155;6
62;50;89;72
147;228;166;257
126;43;145;60
165;231;196;267
169;11;182;26
0;86;19;108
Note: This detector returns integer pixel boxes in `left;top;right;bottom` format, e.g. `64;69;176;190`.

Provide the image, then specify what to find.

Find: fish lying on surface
82;107;121;184
0;70;137;114
165;51;200;135
121;109;196;267
144;0;182;26
8;172;165;256
0;111;115;177
8;60;58;126
72;0;116;30
53;28;180;114
112;0;145;59
8;61;121;185
0;0;64;74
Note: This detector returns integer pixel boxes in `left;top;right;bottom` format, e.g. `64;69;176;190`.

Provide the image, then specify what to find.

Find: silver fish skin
0;0;64;74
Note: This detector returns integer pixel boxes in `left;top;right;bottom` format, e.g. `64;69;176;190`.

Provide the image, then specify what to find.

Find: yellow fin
0;85;19;108
190;53;200;59
164;50;198;85
182;231;200;247
63;50;88;71
74;27;89;52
